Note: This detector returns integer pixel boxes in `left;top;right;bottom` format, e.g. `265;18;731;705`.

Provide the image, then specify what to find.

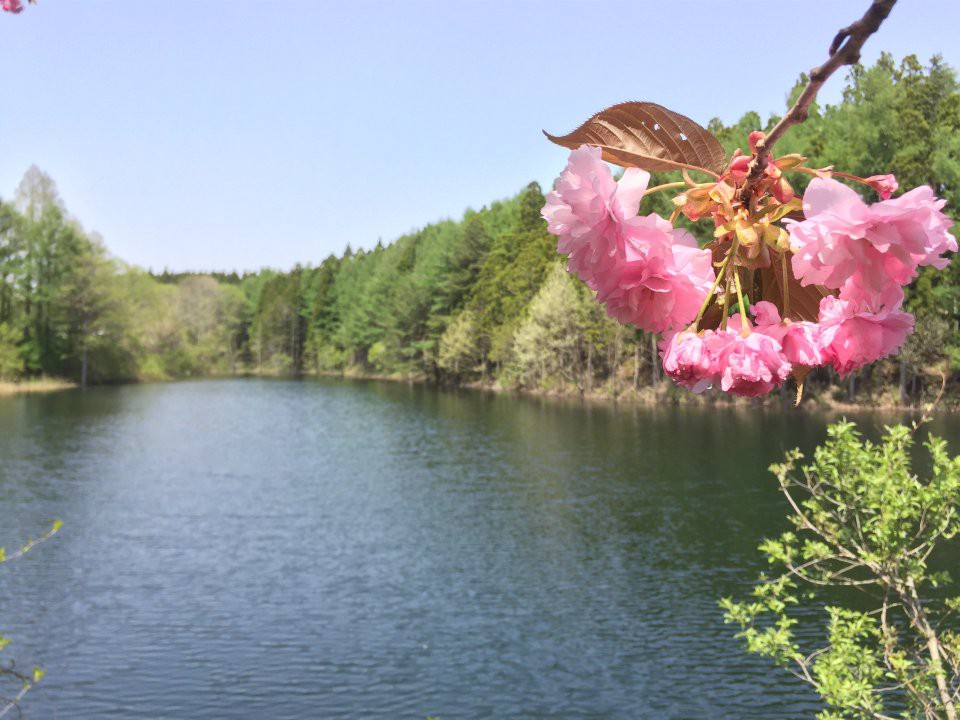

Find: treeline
0;53;957;405
0;167;250;384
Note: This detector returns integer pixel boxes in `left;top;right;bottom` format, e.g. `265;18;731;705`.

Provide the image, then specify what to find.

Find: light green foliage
367;341;389;372
507;262;616;390
0;168;256;383
0;162;276;382
510;263;582;388
722;422;960;719
437;309;480;379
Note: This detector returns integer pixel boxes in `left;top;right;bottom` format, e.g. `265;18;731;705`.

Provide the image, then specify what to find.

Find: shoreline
311;368;950;414
11;370;949;414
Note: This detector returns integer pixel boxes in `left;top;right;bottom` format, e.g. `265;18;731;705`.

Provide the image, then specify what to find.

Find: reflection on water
0;379;957;718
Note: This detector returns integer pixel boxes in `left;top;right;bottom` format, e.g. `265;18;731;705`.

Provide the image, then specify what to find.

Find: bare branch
913;370;948;434
737;0;897;203
0;522;62;567
0;682;33;720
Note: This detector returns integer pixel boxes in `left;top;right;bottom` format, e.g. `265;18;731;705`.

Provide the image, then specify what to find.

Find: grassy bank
0;377;77;395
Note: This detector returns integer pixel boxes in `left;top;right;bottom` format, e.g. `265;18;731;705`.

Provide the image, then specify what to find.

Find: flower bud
727;151;751;182
748;131;766;155
864;174;898;200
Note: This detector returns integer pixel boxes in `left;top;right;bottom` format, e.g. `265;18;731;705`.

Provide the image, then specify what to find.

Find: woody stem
736;0;897;204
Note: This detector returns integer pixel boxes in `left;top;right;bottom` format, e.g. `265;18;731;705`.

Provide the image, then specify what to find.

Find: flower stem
780;250;790;319
693;238;739;332
734;269;750;336
643;181;687;197
831;170;874;186
791;166;833;178
721;276;731;331
792;167;878;190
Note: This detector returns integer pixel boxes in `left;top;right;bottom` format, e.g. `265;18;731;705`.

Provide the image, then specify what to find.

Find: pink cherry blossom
865;174;898;200
659;331;719;393
705;322;792;397
595;217;714;333
1;0;23;13
789;177;956;296
660;322;792;397
751;301;825;367
834;273;906;309
869;185;956;268
544;146;713;333
542;145;650;284
817;290;914;377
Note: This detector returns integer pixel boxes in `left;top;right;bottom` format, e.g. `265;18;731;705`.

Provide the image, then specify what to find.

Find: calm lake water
0;378;957;719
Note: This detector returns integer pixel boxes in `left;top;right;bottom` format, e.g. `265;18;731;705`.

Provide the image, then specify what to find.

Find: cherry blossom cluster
543;143;956;398
786;178;953;376
542;145;715;334
1;0;26;14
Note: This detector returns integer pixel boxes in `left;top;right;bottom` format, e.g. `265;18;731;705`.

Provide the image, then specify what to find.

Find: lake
0;379;955;719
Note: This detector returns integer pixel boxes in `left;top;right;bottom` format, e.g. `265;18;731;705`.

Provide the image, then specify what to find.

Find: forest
0;53;957;406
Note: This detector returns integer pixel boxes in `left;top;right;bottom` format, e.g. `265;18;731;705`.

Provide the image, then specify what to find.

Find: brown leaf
545;102;727;177
698;302;724;332
793;367;811;406
758;251;833;323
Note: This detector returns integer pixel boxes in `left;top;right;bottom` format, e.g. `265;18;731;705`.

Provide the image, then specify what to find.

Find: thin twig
0;522;62;566
0;681;33;720
912;370;948;435
737;0;897;204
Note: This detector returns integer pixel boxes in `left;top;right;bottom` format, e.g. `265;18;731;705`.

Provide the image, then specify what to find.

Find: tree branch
0;671;36;720
737;0;898;203
902;577;958;720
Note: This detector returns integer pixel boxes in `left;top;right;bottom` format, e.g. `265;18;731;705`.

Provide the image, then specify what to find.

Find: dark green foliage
251;267;308;374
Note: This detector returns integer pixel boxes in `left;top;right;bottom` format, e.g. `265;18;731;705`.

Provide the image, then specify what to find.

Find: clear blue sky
1;0;957;273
